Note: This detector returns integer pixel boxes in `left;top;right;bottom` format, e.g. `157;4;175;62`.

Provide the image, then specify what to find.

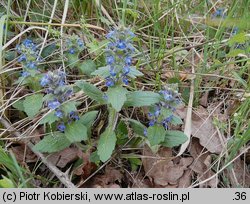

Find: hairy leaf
23;94;43;117
162;130;188;148
147;125;166;146
76;81;105;103
33;133;71;153
65;120;88;143
97;128;116;162
125;91;161;107
107;86;127;112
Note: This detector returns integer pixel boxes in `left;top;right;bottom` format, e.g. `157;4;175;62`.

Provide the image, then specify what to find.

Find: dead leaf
130;173;152;188
11;144;37;163
192;106;224;154
176;106;224;154
142;145;193;186
90;166;123;188
200;91;209;107
226;158;250;187
178;169;192;187
189;138;218;187
73;151;97;179
163;70;195;81
48;147;79;168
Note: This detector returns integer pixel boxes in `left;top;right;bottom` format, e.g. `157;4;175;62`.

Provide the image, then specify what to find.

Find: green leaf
128;119;146;136
23;94;43;117
33;133;71;153
5;51;16;61
107;86;127;112
232;71;248;89
41;44;57;58
12;99;25;112
160;108;173;118
125;91;161;107
0;176;15;188
128;158;142;171
90;151;100;165
80;111;98;137
162;130;188;148
39;111;59;125
97;128;117;162
80;111;98;128
42;93;54;102
67;54;79;68
91;66;110;78
171;115;183;125
78;59;96;76
147;125;166;146
226;49;245;57
76;81;105;103
228;33;247;46
86;40;108;55
65;120;88;143
116;121;128;145
61;101;77;114
127;66;144;78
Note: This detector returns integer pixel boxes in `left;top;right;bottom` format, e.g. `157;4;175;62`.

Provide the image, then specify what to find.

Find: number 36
234;192;246;200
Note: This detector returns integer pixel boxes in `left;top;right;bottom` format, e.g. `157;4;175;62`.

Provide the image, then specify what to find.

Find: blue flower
148;112;153;117
122;77;129;85
105;77;115;87
232;27;239;35
26;61;37;69
18;54;27;62
125;56;132;65
106;56;115;65
144;128;148;136
212;8;226;18
69;111;80;120
127;30;135;38
21;71;30;77
69;48;75;54
103;94;108;100
122;66;130;75
40;74;50;87
55;109;63;118
116;40;126;50
162;121;168;129
48;100;60;110
109;67;117;76
154;109;160;117
58;79;65;86
149;120;156;126
160;90;174;101
57;123;66;132
77;39;84;47
106;30;115;39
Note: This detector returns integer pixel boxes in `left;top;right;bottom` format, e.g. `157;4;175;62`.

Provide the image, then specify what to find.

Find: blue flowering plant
103;28;136;86
144;85;187;148
40;70;79;132
211;8;226;19
15;39;42;89
12;27;188;164
76;27;187;162
31;68;100;153
64;34;85;68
